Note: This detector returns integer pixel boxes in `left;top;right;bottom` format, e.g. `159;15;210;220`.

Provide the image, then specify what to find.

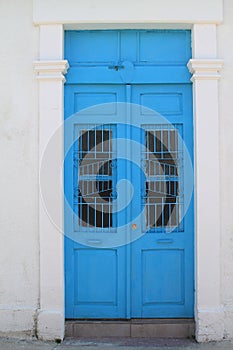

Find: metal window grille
142;125;183;232
74;125;116;231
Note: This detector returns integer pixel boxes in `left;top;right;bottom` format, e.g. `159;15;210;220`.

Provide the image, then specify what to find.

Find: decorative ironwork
74;126;116;231
142;125;183;232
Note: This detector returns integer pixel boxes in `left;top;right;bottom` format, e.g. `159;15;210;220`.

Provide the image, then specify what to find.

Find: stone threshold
65;319;195;338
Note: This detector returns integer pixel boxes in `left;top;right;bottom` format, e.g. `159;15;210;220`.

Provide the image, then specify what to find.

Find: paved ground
0;338;233;350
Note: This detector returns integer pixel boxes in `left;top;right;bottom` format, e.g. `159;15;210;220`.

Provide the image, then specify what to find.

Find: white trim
188;55;223;341
34;60;69;81
35;53;67;340
195;307;225;342
188;59;224;81
35;23;224;342
33;0;223;25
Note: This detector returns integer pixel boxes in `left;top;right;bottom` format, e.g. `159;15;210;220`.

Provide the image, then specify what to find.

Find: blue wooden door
64;30;194;318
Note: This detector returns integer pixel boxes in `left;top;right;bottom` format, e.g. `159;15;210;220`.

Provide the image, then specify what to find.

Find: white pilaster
192;24;217;59
39;24;64;60
33;19;225;342
34;54;68;340
188;24;224;342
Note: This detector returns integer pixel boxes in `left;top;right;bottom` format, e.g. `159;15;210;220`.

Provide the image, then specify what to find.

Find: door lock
108;64;124;71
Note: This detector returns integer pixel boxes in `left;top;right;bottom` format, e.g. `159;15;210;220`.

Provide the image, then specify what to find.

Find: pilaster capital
187;59;223;82
34;60;69;81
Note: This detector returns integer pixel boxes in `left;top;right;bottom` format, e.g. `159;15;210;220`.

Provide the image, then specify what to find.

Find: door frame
34;23;223;341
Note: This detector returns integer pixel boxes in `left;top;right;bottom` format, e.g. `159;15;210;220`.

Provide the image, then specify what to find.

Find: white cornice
187;59;224;81
34;60;69;81
33;0;223;25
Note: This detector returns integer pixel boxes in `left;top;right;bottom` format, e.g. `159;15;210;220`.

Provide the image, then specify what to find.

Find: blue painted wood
65;66;191;84
65;30;194;319
64;85;127;318
65;30;191;66
65;30;192;84
131;83;194;317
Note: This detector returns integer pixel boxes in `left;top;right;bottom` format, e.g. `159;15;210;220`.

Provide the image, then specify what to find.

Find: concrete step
65;319;195;338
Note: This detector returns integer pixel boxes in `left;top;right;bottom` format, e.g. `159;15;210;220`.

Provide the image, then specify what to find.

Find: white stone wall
0;0;232;342
218;0;233;339
0;0;39;337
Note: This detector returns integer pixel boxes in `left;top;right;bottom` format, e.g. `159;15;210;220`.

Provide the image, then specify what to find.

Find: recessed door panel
142;249;184;305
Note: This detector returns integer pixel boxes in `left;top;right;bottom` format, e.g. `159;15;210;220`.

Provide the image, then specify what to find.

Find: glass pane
76;126;115;231
143;126;182;232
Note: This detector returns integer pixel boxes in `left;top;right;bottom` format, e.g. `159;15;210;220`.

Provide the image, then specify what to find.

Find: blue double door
65;30;194;319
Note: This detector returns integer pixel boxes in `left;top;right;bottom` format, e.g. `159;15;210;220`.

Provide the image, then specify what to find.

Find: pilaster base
37;309;64;341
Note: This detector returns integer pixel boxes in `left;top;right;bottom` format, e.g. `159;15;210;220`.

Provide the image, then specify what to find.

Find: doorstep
65;319;195;338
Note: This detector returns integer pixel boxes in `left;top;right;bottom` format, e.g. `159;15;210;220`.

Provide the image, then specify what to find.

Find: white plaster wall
218;0;233;339
0;0;233;342
0;0;39;337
